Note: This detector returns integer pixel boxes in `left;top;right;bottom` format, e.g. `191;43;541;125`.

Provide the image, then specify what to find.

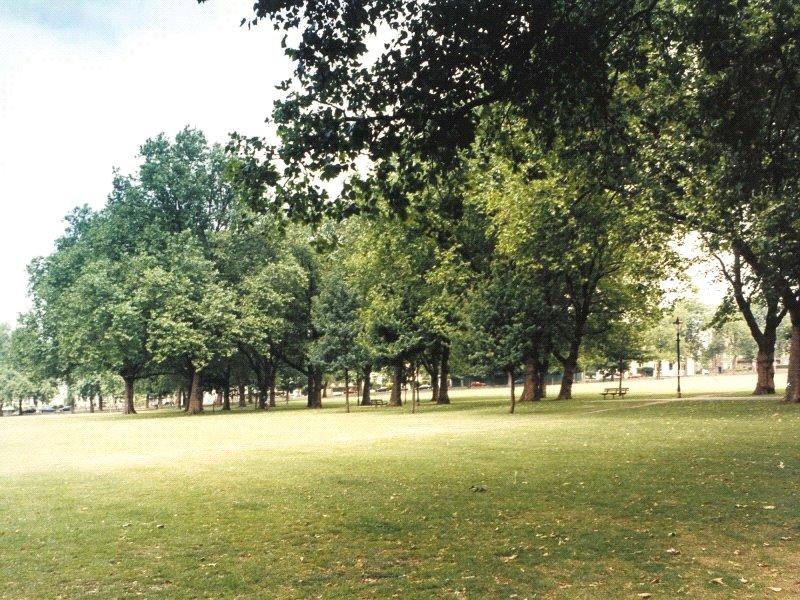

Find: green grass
1;382;798;598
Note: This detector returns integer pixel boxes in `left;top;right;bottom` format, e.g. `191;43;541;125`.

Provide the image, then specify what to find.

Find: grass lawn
1;375;798;598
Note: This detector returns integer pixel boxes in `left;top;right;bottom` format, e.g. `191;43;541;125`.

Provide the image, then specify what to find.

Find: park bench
371;397;387;407
601;387;629;399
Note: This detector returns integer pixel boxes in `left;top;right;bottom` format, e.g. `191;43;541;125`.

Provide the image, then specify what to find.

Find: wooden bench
601;387;629;399
371;397;387;406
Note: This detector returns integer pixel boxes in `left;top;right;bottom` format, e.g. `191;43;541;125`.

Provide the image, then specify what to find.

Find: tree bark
186;369;204;415
557;343;580;400
520;355;536;402
437;345;451;404
123;376;137;414
754;347;776;395
786;315;800;403
536;356;549;400
238;383;246;408
89;395;95;413
222;384;231;411
269;373;276;408
344;369;350;413
410;363;417;414
428;362;440;403
258;384;267;409
508;367;516;414
98;394;104;412
360;363;372;406
389;362;403;406
307;366;323;408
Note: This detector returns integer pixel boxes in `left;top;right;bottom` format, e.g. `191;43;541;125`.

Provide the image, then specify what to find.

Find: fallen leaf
768;587;782;592
763;505;776;510
666;548;681;555
711;578;725;585
501;554;518;563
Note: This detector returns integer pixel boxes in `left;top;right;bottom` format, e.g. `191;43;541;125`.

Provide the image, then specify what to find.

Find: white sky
0;2;726;328
0;0;289;327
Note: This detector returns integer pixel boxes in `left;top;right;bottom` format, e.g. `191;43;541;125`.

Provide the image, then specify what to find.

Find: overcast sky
0;0;290;326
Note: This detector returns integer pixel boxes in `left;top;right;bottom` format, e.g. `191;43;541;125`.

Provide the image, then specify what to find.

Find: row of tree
0;123;791;416
219;0;799;401
2;0;798;411
0;125;672;414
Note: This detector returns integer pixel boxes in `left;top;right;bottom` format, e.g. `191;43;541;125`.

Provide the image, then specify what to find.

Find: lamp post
674;317;682;399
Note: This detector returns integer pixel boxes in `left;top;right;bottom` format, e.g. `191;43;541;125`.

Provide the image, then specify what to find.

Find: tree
224;0;667;223
312;257;366;412
147;237;240;415
470;130;673;400
644;0;800;401
708;249;785;392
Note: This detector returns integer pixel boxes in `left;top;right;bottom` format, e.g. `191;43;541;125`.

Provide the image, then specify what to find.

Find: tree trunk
410;363;417;414
428;362;440;403
361;364;372;406
98;394;104;412
238;383;246;408
123;376;137;414
18;398;22;415
508;367;516;414
656;360;662;380
258;383;268;409
344;369;350;413
785;316;800;403
557;344;580;400
247;386;253;405
186;369;204;415
754;347;776;395
89;395;95;413
307;366;323;408
536;357;548;400
520;355;536;402
437;346;451;404
222;384;231;411
390;362;403;406
307;372;316;408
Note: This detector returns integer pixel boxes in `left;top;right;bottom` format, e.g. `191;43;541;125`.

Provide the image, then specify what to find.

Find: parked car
58;405;73;412
39;406;56;413
375;386;390;393
21;407;36;415
470;381;488;388
417;384;431;390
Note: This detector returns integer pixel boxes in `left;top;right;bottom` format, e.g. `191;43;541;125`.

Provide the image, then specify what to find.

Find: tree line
1;0;798;411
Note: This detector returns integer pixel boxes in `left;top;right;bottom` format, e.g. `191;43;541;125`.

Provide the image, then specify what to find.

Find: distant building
629;358;697;377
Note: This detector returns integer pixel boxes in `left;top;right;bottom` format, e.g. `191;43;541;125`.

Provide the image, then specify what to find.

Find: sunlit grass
0;376;797;598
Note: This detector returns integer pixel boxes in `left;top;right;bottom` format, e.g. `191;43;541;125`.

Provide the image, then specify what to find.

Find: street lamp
674;317;682;399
